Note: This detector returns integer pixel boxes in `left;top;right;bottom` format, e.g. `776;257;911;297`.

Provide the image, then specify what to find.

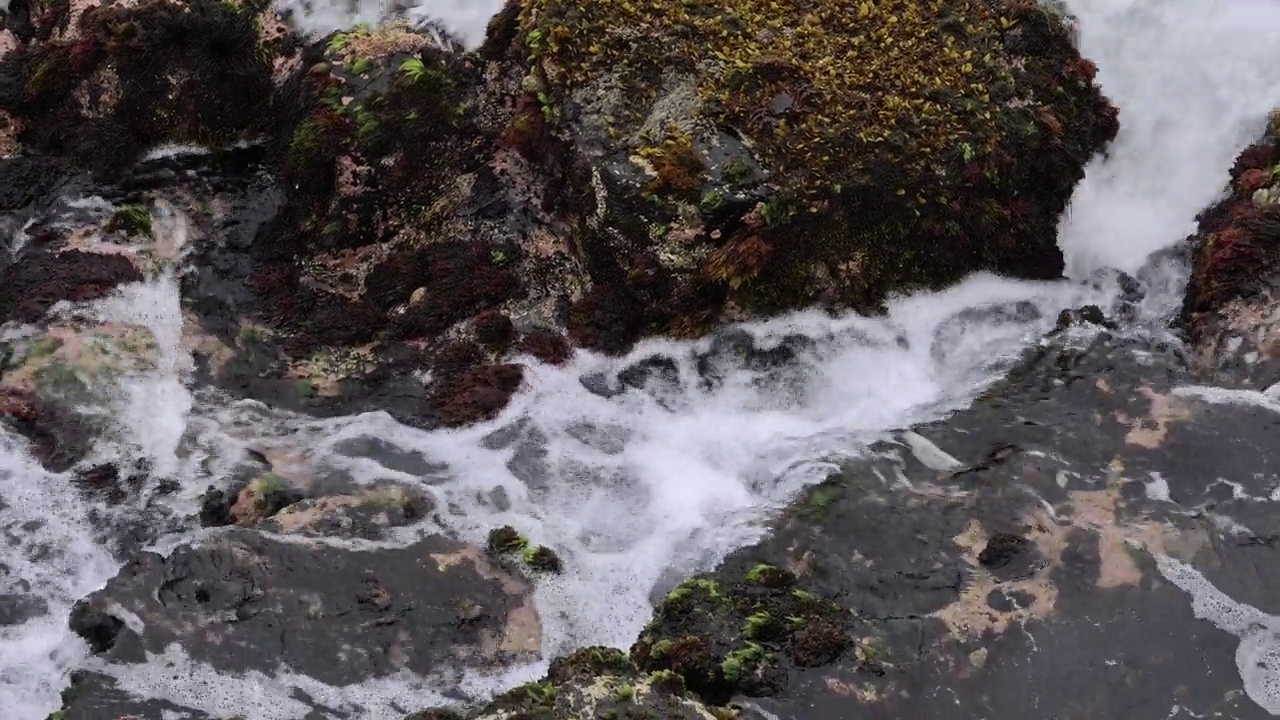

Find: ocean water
4;0;1280;717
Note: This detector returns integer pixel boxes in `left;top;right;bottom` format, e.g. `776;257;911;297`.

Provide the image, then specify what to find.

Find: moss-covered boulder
1180;120;1280;390
0;0;1119;430
630;566;873;705
408;646;731;720
509;0;1117;328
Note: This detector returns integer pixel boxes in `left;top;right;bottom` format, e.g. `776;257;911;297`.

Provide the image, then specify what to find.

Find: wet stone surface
692;328;1280;719
67;530;542;687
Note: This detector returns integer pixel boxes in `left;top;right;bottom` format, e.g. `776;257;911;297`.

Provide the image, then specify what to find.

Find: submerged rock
68;530;541;685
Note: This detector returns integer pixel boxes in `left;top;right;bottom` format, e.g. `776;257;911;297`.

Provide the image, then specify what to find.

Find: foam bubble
1156;555;1280;714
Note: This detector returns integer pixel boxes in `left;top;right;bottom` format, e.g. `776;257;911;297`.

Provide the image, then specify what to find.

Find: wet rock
0;592;47;625
50;670;215;720
331;435;447;476
228;472;306;524
1181;134;1280;390
197;483;242;528
257;484;433;541
429;363;525;427
71;461;148;506
602;326;1280;718
487;524;563;574
413;646;726;720
632;567;862;705
0;248;143;324
0;387;92;472
69;529;541;684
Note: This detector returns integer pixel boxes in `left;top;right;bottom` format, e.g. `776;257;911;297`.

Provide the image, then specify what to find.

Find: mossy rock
631;566;871;705
439;645;731;720
0;0;287;171
514;0;1118;317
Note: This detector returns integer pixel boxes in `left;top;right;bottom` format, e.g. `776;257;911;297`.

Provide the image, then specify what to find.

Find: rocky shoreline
0;0;1274;719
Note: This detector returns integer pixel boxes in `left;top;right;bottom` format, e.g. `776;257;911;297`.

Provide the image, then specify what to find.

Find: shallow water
4;0;1280;717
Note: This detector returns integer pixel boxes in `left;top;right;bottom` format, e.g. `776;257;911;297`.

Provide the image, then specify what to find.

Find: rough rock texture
66;530;542;685
514;0;1116;328
414;647;729;720
0;0;1118;426
425;295;1280;719
1181;124;1280;390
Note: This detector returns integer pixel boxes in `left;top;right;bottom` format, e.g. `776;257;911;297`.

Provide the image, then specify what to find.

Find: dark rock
69;530;541;685
429;364;525;427
610;327;1280;718
0;592;48;625
331;435;447;477
0;388;92;472
50;671;215;720
1181;136;1280;389
0;248;143;324
197;483;240;528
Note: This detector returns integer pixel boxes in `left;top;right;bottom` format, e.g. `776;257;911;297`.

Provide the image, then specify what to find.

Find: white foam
1173;385;1280;415
1156;555;1280;715
6;0;1280;716
0;433;119;718
1059;0;1280;278
278;0;506;45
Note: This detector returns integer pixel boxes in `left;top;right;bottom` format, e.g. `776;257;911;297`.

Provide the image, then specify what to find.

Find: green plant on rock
106;205;153;237
524;680;556;705
398;57;428;82
720;642;767;685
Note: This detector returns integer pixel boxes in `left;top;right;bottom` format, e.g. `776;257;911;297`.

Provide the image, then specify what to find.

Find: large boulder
0;1;1118;432
1180;124;1280;390
508;0;1116;325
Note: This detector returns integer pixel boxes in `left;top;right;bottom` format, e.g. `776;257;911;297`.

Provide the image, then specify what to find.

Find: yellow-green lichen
519;0;1059;201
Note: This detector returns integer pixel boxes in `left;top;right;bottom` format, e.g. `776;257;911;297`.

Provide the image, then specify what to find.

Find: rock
410;646;729;720
511;0;1116;324
0;592;48;625
0;387;92;471
562;325;1279;717
1181;134;1280;389
0;247;143;324
47;670;215;720
68;529;541;685
486;524;564;574
500;279;1280;719
0;0;296;173
632;568;862;704
256;484;434;540
0;0;1118;429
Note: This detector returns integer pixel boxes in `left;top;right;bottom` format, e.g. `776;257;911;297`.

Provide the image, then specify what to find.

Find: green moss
646;669;687;695
521;544;564;573
487;525;530;554
744;563;794;588
648;639;673;658
520;0;1059;200
663;577;722;605
251;472;290;495
742;611;777;640
106;205;153;237
614;683;635;701
720;642;767;685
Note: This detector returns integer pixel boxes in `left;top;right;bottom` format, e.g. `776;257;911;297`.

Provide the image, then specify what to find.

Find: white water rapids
3;0;1280;717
